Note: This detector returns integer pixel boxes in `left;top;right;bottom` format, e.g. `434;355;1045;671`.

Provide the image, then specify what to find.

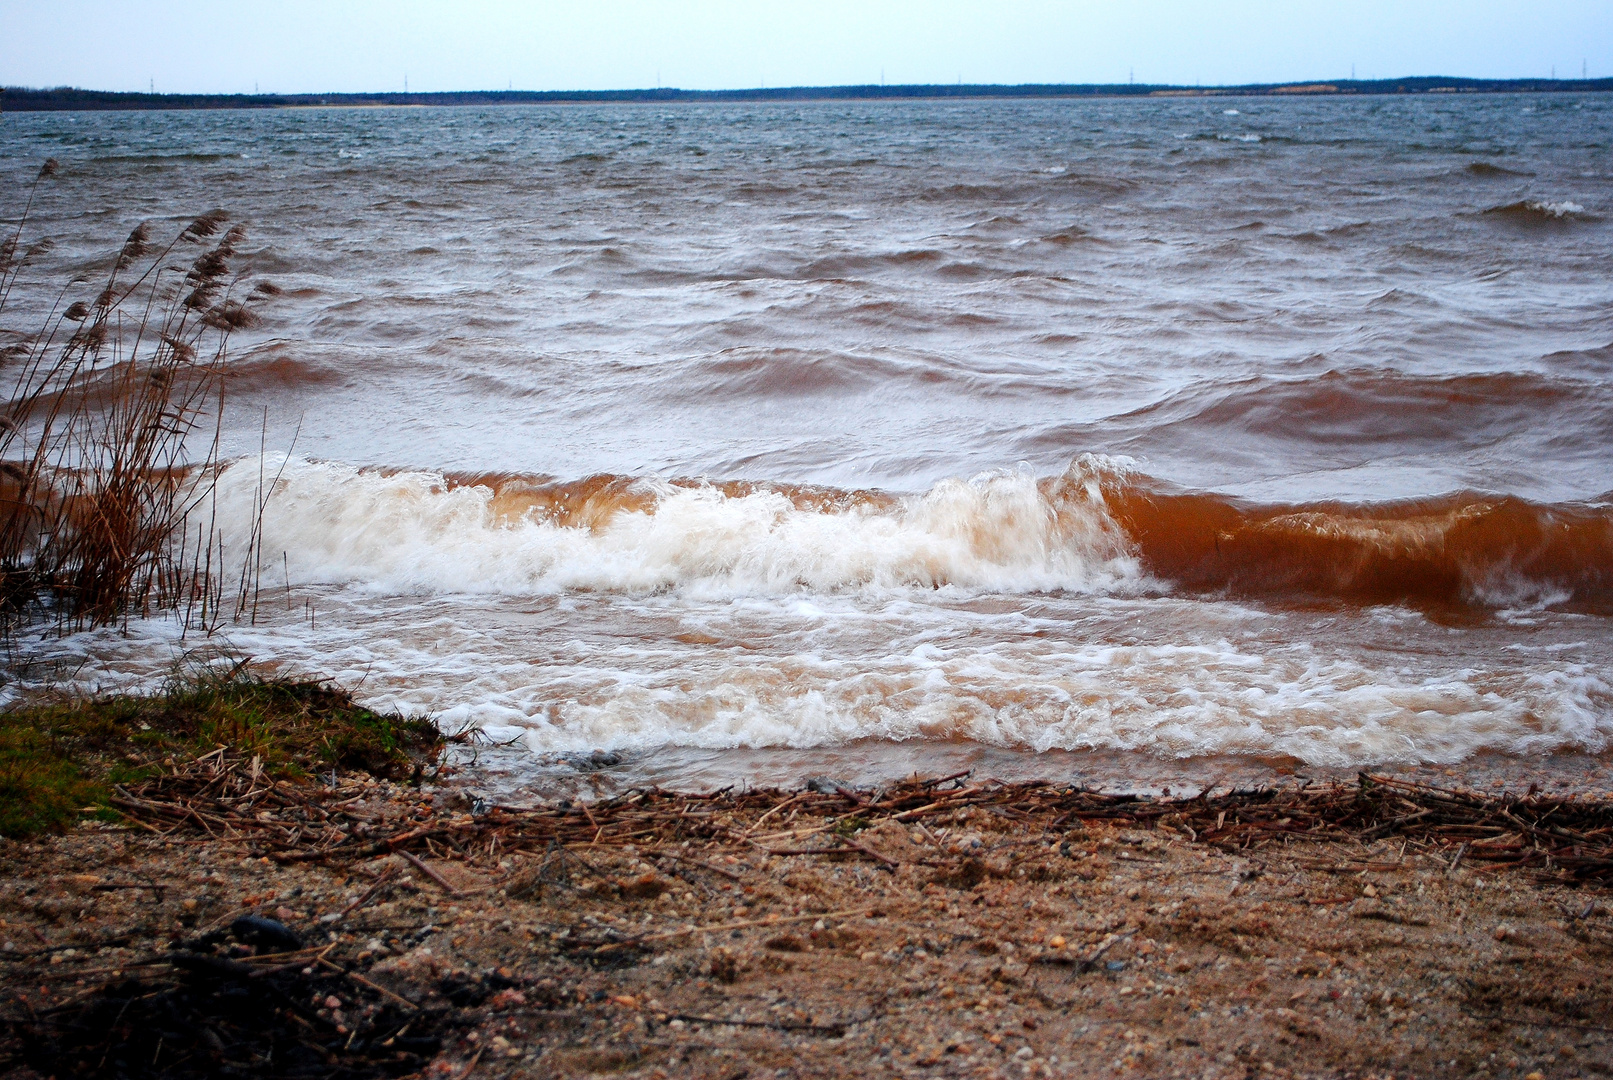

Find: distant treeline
4;77;1612;111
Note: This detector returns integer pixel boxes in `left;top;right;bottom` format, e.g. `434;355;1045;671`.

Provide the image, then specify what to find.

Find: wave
1482;199;1593;222
662;348;919;399
214;455;1613;613
1020;367;1613;474
799;248;950;278
1108;486;1613;613
1110;368;1613;449
222;456;1137;598
1543;342;1613;374
88;152;246;165
227;352;346;391
1034;225;1103;246
1464;161;1533;178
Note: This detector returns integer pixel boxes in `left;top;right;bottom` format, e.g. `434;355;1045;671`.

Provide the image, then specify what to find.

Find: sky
2;0;1610;94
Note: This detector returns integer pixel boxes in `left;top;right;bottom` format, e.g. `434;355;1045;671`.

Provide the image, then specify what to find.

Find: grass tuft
0;670;442;839
0;723;98;837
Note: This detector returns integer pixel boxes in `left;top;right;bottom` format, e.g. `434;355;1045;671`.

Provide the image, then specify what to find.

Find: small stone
1049;935;1066;949
1493;924;1513;941
323;995;342;1010
1015;1046;1034;1059
1362;884;1378;898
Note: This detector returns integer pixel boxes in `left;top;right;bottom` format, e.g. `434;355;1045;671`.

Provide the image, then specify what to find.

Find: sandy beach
5;743;1613;1080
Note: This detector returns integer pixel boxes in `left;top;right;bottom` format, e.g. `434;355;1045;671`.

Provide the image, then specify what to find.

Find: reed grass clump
0;159;267;637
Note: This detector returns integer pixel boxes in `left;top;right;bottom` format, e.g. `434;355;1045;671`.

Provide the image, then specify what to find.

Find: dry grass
0;159;268;637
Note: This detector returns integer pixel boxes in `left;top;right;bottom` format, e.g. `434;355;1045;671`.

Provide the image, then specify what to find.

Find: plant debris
5;741;1613;1078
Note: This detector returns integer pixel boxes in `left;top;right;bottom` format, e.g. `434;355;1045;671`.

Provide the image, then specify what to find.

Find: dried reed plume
0;162;273;638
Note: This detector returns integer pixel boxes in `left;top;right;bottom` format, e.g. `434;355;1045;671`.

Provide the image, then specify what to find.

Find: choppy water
4;95;1612;790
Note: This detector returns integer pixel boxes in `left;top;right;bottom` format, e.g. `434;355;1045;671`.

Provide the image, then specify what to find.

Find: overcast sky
2;0;1609;95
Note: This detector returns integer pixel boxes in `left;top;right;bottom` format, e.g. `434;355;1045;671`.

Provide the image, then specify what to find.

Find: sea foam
214;455;1143;599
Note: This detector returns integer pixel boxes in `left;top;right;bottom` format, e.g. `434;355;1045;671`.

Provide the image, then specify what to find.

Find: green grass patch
0;724;100;838
0;671;442;840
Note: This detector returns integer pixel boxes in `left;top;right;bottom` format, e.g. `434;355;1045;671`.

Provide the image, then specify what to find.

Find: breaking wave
214;455;1613;612
1482;199;1591;221
222;455;1141;598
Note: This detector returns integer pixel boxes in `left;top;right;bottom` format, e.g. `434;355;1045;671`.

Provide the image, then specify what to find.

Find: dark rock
231;915;303;954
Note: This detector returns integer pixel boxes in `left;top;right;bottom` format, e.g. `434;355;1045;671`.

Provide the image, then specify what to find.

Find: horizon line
4;75;1612;109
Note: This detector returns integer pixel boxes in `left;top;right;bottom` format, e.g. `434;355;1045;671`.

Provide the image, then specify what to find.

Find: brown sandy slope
3;766;1613;1079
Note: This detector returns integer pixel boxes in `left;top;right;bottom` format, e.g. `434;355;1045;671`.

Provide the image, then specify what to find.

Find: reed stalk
0;161;267;640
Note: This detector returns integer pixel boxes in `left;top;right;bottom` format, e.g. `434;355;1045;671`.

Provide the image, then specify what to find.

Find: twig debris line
96;753;1613;886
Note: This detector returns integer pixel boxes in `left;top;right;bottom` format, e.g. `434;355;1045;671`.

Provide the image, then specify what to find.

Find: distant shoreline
4;76;1611;111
